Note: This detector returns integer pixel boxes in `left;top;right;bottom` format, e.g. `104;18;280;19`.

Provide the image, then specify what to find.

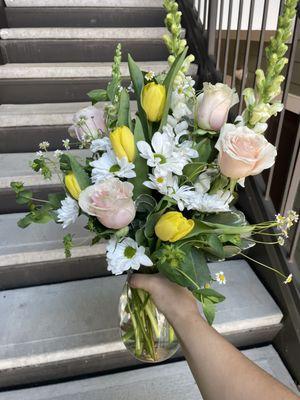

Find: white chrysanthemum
90;150;136;183
106;237;153;275
57;196;79;228
90;137;112;153
137;131;189;176
143;171;174;195
188;190;233;213
215;271;226;285
167;176;194;211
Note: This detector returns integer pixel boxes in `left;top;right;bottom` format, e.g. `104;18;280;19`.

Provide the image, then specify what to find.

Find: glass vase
119;282;179;363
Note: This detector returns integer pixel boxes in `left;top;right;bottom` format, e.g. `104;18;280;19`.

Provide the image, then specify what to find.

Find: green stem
241;252;288;280
174;267;200;290
137;289;160;338
126;286;142;356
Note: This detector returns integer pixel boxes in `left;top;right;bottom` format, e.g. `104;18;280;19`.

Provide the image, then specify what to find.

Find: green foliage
64;154;90;190
159;47;188;130
117;88;131;128
85;216;116;244
10;181;33;205
163;0;186;58
144;197;176;239
87;89;108;105
183;162;206;183
193;287;225;325
130;117;150;199
194;138;213;163
63;234;73;258
30;157;52;180
17;204;56;229
135;194;157;213
107;43;122;104
128;54;149;139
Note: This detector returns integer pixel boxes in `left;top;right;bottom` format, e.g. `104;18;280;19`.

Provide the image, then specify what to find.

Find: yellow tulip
65;172;81;200
141;82;166;122
110;126;135;162
155;211;195;242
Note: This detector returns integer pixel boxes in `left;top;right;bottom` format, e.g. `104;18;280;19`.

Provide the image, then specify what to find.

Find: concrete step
0;346;297;399
5;5;165;28
0;61;195;103
0;27;170;63
4;0;163;6
0;150;87;213
0;101;137;152
0;260;283;388
0;213;108;289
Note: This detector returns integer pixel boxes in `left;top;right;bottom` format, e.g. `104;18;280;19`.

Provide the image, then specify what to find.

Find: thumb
129;273;155;293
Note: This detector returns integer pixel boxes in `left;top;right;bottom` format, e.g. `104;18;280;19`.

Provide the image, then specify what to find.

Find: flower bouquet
11;0;298;363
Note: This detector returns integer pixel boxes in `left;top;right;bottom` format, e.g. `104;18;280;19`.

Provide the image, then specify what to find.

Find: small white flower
57;196;79;229
35;151;43;157
284;274;293;284
54;149;63;158
127;82;134;93
143;172;174;195
278;236;285;246
90;150;136;183
215;271;226;285
62;139;70;150
187;190;233;213
145;70;155;81
39;141;50;150
90;137;112;153
106;237;153;275
168;176;195;211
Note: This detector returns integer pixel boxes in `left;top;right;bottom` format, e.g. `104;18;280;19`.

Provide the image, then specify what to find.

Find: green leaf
15;190;33;204
194;138;212;163
63;234;73;258
183;162;206;183
194;288;225;304
223;245;241;258
202;298;216;325
128;54;149;138
159;47;188;130
17;214;33;228
135;194;157;213
48;193;65;209
117;88;131;127
204;210;247;226
87;89;108;105
205;234;225;260
66;154;90;190
130;117;150;199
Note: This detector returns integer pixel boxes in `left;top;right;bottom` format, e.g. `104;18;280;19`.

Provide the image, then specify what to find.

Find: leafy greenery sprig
243;0;298;131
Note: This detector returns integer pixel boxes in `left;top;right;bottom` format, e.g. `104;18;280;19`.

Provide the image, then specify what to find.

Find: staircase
0;0;298;397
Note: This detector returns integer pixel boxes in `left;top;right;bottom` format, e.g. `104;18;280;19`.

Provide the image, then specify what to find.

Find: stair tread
0;346;297;399
0;150;87;188
0;27;169;40
0;101;137;127
0;261;282;362
4;0;164;7
0;62;197;79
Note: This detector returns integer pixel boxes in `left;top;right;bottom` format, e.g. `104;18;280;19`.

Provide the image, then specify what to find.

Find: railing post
0;0;7;28
207;0;218;58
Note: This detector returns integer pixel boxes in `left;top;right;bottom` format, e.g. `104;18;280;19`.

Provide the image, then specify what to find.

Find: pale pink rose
196;83;239;131
78;178;136;229
68;105;106;142
215;124;277;180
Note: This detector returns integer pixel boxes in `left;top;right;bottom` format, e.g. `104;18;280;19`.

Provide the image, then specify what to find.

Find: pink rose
215;124;277;180
68;105;106;142
196;83;239;131
78;178;136;229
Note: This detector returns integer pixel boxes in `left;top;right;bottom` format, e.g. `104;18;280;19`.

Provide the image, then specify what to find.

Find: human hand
129;273;201;328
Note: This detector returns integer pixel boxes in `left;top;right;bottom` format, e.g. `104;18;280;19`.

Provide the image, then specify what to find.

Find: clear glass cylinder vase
119;282;179;363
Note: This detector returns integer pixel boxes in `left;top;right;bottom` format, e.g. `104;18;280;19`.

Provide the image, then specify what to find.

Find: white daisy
215;271;226;285
284;274;293;284
143;171;174;195
90;150;136;183
106;237;153;275
137;131;187;176
90;137;112;153
168;177;195;211
57;196;79;228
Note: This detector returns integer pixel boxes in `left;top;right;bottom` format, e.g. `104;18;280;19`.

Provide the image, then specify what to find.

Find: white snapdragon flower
137;131;186;176
90;150;136;183
90;137;112;153
106;237;153;275
57;196;79;228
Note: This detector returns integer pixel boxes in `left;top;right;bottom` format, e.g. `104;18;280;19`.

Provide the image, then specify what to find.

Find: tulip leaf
117;89;131;128
159;47;188;130
130;116;150;199
87;89;108;105
194;138;212;163
128;54;149;139
65;154;90;190
183;162;206;183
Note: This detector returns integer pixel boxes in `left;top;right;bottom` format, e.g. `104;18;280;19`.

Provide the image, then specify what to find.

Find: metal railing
191;0;300;264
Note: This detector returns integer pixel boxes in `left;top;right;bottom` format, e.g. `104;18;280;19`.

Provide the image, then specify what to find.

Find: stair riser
5;7;166;27
0;126;71;153
0;326;283;390
0;78;131;104
0;40;168;63
0;185;62;214
0;256;108;290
